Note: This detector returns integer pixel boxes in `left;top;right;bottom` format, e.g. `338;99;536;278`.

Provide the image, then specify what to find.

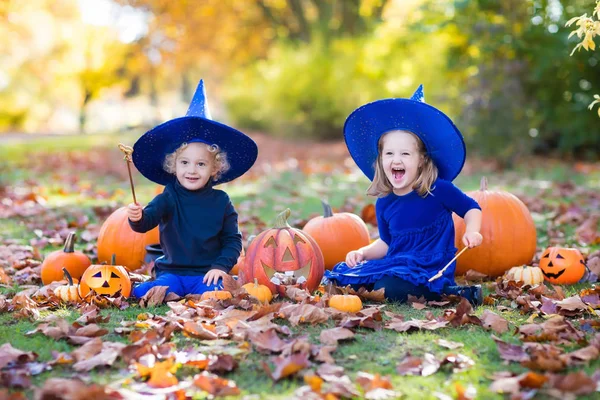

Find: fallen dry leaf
263;352;311;381
138;286;169;308
0;343;37;369
480;310;509;334
319;327;355;346
136;357;179;388
396;353;440;376
194;371;241;397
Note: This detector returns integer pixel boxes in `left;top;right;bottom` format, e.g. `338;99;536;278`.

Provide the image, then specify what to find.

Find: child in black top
127;79;257;298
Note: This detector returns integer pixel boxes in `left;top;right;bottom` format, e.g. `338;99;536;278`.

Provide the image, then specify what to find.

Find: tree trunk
79;90;92;134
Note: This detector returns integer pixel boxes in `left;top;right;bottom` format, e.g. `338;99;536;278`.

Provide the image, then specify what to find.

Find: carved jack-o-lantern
240;209;324;296
538;247;586;284
78;258;132;298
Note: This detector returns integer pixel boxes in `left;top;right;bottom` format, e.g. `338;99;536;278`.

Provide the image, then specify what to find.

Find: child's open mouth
392;167;405;181
186;177;200;182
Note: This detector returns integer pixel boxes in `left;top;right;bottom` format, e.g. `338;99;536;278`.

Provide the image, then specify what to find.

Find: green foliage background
223;0;600;162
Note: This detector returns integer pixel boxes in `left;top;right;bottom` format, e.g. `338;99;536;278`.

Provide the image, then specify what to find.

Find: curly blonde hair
163;142;230;181
366;130;438;198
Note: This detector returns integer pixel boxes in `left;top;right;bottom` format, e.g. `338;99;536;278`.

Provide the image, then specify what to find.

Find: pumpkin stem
274;209;292;229
254;278;259;287
321;200;334;218
62;267;74;286
63;232;76;253
111;254;116;265
480;177;488;191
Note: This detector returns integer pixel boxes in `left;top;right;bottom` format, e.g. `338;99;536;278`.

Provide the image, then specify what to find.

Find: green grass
1;135;600;398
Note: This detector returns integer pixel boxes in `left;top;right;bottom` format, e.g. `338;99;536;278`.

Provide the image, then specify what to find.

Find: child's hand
346;250;365;268
127;203;143;222
463;232;483;248
203;269;227;286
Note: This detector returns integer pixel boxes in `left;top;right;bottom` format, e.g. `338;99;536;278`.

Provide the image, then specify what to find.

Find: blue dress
325;179;480;293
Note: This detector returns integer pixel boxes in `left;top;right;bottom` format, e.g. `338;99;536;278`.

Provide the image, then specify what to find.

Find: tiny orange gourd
200;290;233;301
329;294;362;313
538;247;586;284
303;200;370;270
242;278;273;303
505;265;544;286
54;268;81;302
41;232;91;285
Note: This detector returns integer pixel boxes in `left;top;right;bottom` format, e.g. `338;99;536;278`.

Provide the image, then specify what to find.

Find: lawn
1;133;600;399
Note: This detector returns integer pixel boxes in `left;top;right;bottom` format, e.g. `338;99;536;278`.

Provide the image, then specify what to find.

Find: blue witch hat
132;80;258;186
344;85;466;182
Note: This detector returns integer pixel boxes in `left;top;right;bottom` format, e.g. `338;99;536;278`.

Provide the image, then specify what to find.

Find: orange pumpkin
41;232;91;285
201;290;233;300
242;279;273;303
79;257;132;298
229;247;245;276
453;177;536;277
240;209;324;296
97;207;160;271
539;247;586;284
329;294;362;313
303;201;370;270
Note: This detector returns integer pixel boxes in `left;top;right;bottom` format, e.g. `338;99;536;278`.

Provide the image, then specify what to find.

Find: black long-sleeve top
129;180;242;275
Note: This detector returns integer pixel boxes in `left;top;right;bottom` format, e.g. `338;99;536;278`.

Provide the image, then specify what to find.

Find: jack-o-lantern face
78;264;132;298
538;247;586;284
240;209;324;296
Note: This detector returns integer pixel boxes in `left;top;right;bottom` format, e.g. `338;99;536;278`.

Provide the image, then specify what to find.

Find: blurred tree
223;1;458;140
0;0;130;133
115;0;391;101
254;0;389;43
75;26;128;133
422;0;600;163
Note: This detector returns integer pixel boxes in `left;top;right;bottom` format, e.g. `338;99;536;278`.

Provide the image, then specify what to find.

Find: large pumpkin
79;258;132;298
240;209;324;296
453;177;536;277
97;207;159;271
41;232;91;285
538;247;586;284
303;201;370;270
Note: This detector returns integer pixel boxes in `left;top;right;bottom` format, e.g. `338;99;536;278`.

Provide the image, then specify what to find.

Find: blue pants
132;273;223;298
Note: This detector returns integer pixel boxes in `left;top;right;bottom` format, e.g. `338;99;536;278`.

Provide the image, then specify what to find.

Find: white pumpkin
506;265;544;286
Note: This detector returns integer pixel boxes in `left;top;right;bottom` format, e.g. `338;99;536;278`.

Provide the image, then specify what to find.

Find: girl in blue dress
325;85;484;305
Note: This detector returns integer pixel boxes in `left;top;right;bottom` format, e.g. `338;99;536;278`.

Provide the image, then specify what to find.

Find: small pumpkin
201;290;233;300
41;232;91;285
538;247;586;284
229;247;245;276
230;236;254;276
329;294;362;313
242;278;273;303
505;265;544;286
453;177;537;277
78;255;132;298
97;207;160;270
303;200;370;270
240;209;324;296
54;268;81;302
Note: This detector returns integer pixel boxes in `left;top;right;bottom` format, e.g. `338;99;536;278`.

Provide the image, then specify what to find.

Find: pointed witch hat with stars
343;85;466;182
132;79;258;186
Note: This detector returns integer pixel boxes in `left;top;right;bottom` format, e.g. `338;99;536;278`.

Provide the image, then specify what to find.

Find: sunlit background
1;0;599;163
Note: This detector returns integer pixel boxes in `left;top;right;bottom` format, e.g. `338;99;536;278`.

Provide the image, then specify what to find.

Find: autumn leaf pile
1;142;600;399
